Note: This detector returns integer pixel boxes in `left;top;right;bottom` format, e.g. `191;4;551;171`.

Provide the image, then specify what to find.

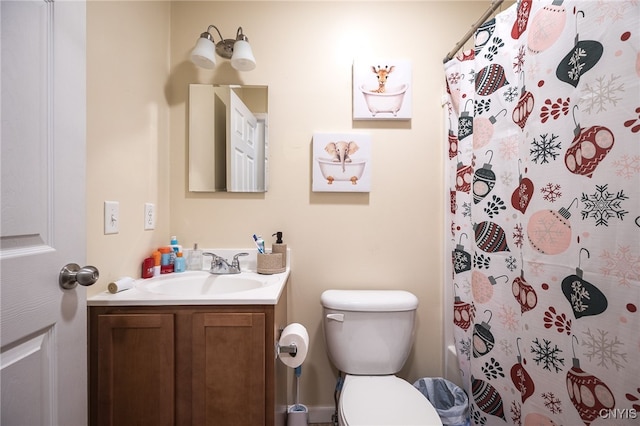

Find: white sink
87;248;290;306
136;271;275;296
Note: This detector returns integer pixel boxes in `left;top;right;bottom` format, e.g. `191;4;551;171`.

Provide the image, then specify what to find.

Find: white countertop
87;248;289;306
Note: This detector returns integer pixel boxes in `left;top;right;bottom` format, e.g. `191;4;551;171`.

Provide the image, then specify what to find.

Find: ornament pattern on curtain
445;1;639;425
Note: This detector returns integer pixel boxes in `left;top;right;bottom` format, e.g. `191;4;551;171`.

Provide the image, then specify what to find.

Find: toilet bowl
338;375;441;426
321;290;443;426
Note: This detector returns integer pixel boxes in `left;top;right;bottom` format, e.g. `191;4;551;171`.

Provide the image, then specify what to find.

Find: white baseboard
308;405;335;424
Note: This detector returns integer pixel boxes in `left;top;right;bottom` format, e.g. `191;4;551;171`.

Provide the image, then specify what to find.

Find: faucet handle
231;252;249;272
231;252;249;268
203;252;221;264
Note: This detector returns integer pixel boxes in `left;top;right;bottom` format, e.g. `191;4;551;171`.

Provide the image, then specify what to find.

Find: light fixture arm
236;27;248;42
206;24;225;42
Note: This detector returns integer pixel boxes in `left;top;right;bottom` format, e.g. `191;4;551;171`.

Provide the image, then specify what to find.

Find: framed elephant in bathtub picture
312;132;372;192
353;58;412;120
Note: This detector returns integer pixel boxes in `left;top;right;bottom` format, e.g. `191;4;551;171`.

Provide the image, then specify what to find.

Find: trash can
413;377;469;426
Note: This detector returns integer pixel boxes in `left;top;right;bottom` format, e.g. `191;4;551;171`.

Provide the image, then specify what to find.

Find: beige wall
87;0;172;287
88;0;496;412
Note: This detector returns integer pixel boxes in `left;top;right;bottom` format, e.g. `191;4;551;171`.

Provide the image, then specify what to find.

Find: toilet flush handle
326;313;344;322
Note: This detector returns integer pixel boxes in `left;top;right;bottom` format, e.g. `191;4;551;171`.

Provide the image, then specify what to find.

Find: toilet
321;289;442;426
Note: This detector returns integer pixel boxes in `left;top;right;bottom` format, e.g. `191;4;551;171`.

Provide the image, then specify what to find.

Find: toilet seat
339;375;442;426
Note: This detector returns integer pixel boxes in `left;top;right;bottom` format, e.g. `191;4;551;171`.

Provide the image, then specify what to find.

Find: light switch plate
104;201;119;234
144;203;155;230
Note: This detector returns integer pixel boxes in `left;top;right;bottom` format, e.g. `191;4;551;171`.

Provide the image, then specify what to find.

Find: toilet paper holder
277;327;298;357
278;343;298;357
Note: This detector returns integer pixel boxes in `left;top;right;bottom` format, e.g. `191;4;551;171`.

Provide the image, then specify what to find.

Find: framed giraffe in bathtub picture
353;58;412;120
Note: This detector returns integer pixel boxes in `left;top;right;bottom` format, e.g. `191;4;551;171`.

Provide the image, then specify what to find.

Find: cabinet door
96;313;175;426
192;312;266;426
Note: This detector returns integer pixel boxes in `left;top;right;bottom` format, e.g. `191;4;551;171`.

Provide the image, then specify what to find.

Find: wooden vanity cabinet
88;290;288;426
191;311;266;425
91;312;176;425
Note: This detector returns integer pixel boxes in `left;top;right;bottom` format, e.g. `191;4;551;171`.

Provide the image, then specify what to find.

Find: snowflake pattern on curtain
445;1;639;425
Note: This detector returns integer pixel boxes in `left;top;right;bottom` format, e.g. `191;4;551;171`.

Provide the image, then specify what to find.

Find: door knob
59;263;100;289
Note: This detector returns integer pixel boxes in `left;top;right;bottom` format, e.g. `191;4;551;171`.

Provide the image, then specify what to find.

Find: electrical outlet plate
144;203;155;230
104;201;119;234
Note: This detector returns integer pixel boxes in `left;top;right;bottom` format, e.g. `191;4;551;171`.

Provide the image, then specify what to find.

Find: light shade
230;39;256;71
190;36;216;69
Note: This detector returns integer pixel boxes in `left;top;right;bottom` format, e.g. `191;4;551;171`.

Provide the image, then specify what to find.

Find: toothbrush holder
257;253;285;274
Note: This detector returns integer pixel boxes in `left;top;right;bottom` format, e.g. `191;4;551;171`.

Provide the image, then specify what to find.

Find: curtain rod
443;0;504;64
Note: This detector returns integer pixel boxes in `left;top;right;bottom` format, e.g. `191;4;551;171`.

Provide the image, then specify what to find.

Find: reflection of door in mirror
188;84;268;192
229;90;258;191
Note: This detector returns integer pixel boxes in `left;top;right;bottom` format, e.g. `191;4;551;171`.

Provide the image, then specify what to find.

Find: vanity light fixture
190;25;256;71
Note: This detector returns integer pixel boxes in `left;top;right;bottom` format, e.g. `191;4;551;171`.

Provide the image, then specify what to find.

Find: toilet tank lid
321;290;418;312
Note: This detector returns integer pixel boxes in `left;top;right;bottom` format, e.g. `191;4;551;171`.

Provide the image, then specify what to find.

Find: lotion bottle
174;252;186;272
271;231;287;269
170;236;182;252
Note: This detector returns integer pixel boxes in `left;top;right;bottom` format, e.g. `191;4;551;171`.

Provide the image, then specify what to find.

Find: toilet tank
320;289;419;375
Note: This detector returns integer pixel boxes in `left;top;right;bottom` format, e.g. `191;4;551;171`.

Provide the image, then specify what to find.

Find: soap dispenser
271;231;287;269
187;243;203;271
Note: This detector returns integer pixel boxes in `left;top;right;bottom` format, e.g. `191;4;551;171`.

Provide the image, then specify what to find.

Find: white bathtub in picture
360;84;408;117
312;132;372;192
316;157;367;184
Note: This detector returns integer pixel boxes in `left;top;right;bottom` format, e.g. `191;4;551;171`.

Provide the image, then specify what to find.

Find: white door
228;89;258;191
1;1;88;425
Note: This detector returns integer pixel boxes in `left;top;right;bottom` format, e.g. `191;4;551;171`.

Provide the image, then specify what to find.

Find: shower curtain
445;1;639;425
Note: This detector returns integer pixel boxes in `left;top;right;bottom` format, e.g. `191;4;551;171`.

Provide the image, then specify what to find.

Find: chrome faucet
203;252;249;274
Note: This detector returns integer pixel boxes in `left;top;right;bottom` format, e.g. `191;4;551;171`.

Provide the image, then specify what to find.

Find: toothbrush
252;234;265;254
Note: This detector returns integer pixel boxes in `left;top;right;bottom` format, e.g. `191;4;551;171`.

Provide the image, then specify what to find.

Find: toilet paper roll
108;277;135;294
278;323;309;369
